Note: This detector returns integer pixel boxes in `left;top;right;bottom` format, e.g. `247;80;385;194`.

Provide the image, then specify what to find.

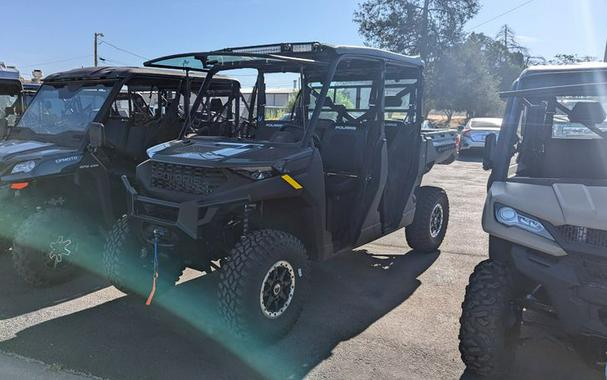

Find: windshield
552;96;607;139
501;86;607;181
17;83;113;136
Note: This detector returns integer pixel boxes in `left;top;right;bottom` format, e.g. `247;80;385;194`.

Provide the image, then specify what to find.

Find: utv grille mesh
150;162;227;195
556;225;607;250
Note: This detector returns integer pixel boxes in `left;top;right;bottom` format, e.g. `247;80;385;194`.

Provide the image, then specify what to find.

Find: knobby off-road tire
218;229;310;342
459;259;522;378
12;208;97;287
405;186;449;253
103;215;184;298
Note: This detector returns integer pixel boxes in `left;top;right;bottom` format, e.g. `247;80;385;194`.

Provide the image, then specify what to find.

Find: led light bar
229;43;320;55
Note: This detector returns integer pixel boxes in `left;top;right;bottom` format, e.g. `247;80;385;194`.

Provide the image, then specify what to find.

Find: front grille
575;255;607;284
556;225;607;250
150;162;227;195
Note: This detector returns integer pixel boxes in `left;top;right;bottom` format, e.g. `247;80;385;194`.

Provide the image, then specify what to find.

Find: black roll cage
176;52;422;146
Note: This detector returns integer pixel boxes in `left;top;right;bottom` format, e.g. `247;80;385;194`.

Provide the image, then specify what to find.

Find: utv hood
147;138;310;169
0;139;81;178
488;181;607;231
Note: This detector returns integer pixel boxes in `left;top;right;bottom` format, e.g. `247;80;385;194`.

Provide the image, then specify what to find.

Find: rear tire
103;216;184;298
12;208;96;287
405;186;449;253
459;259;522;378
218;229;310;342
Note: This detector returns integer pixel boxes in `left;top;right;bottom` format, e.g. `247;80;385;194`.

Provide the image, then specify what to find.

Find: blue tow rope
145;231;160;306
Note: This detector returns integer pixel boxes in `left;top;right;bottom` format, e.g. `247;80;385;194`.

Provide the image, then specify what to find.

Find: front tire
12;208;97;287
218;230;310;342
103;216;184;298
405;186;449;252
459;259;522;378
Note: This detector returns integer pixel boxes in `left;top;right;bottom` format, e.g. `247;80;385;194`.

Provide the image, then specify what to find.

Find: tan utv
458;63;607;377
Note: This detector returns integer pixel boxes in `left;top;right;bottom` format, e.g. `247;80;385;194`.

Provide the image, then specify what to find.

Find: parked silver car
459;117;502;152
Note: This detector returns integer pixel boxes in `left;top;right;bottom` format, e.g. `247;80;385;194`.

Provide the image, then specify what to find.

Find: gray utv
105;42;451;341
459;63;607;377
0;67;237;286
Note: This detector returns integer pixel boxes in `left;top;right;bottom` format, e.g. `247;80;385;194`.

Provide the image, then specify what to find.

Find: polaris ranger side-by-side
459;63;607;377
105;42;451;341
2;67;238;286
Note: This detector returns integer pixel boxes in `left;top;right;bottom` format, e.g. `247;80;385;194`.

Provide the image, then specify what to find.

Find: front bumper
122;176;246;240
511;244;607;338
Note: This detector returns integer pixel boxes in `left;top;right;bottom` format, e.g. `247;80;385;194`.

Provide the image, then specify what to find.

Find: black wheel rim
259;260;296;319
430;203;444;238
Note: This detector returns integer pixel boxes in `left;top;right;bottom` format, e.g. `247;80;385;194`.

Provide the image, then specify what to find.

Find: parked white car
459;117;502;152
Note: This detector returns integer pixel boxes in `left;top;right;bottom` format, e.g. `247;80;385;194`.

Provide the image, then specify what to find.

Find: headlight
495;204;554;241
11;160;36;174
234;166;274;180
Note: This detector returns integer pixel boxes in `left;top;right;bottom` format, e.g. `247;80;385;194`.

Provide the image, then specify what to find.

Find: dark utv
0;63;39;134
459;63;607;377
106;42;451;340
1;66;237;286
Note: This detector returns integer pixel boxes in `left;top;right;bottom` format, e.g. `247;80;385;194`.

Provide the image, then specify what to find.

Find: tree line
354;0;597;122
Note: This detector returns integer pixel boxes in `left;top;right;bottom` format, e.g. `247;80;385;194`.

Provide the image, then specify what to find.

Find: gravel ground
0;156;602;380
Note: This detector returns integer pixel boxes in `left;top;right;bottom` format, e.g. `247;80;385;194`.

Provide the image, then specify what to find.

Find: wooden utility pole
94;32;104;67
604;38;607;62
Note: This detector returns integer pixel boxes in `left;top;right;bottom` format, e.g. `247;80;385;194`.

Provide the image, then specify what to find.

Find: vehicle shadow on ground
0;253;107;320
0;248;438;380
457;152;483;163
460;323;603;380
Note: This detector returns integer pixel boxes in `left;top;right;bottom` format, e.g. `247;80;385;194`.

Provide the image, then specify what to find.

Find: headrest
570;102;606;126
385;96;403;108
210;98;223;113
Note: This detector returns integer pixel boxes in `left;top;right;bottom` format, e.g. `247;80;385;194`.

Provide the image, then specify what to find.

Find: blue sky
3;0;607;80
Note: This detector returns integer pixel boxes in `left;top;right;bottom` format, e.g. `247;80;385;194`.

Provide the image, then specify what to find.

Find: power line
99;56;132;66
99;39;149;61
467;0;536;31
19;55;93;69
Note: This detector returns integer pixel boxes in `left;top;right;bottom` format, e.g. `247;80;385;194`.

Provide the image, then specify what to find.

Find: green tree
467;31;526;91
354;0;480;62
548;54;596;65
430;38;503;121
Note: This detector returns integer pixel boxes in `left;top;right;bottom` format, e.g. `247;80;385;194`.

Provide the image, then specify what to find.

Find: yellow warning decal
281;174;303;190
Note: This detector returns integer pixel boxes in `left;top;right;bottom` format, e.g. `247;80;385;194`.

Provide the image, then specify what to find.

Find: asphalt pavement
0;156;602;380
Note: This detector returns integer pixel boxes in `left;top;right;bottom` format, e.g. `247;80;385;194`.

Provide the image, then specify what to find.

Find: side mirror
88;122;105;149
483;133;497;171
0;119;8;139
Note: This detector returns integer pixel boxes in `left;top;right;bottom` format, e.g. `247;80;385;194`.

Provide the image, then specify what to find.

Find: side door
380;65;422;230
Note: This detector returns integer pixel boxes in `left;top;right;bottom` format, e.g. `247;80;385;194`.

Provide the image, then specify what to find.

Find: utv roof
0;63;20;82
43;66;233;83
502;62;607;97
144;42;423;72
